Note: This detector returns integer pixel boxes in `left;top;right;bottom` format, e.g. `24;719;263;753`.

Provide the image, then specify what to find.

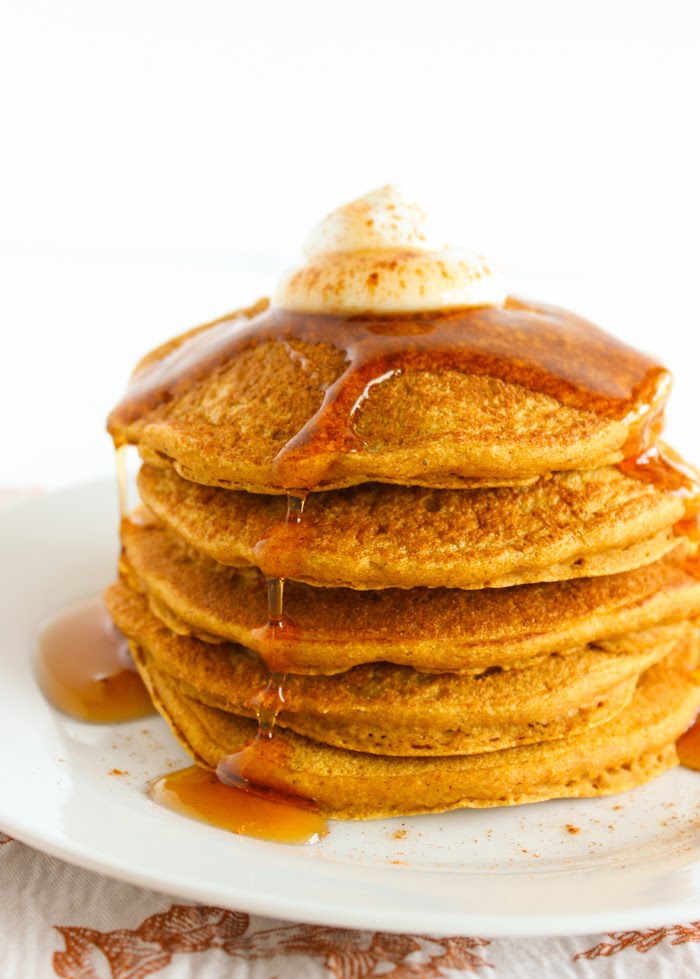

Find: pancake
131;635;700;818
102;191;700;826
120;516;700;674
107;578;689;756
137;462;685;590
107;298;671;494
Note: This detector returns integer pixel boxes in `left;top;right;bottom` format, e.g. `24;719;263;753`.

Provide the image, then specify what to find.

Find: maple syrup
248;493;308;668
148;765;327;844
36;596;154;723
249;669;286;737
225;494;297;756
677;714;700;771
147;488;325;841
147;667;327;845
619;444;700;541
149;493;326;845
115;439;128;520
107;299;670;490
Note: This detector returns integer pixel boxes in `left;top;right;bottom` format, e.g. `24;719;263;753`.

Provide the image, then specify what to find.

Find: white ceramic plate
1;481;700;937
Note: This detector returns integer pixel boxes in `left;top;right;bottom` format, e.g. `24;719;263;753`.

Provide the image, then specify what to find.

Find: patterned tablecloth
1;832;699;978
2;491;700;979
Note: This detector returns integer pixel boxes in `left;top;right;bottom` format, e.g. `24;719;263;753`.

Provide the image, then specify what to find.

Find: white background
1;0;699;489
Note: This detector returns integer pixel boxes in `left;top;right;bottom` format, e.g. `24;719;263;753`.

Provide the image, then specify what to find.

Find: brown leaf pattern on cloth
0;833;13;845
575;921;700;959
235;924;492;976
52;903;493;978
134;903;249;954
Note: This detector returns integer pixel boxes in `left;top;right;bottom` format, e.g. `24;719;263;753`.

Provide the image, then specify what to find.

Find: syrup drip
618;444;700;541
249;493;308;670
267;574;285;627
251;669;285;738
677;711;700;771
286;492;307;524
149;765;327;844
213;716;326;845
244;493;305;735
115;440;128;520
150;489;324;841
682;555;700;580
36;596;154;723
107;300;670;491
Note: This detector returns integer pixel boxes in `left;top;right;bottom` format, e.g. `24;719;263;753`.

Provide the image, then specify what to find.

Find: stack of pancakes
106;297;700;820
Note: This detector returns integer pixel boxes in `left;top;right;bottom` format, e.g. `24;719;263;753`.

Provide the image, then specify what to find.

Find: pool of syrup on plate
36;594;154;725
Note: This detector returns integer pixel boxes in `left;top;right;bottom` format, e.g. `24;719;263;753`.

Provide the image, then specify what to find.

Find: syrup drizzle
107;299;670;490
678;712;700;772
115;440;128;520
248;493;308;669
36;595;154;723
150;488;325;842
619;444;700;541
216;493;303;772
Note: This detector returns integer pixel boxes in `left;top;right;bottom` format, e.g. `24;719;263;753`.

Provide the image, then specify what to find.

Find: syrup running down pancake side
115;439;129;520
192;487;329;842
677;711;700;771
146;479;327;842
619;444;700;543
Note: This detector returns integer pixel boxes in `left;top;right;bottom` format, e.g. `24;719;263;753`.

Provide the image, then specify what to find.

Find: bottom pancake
131;636;700;819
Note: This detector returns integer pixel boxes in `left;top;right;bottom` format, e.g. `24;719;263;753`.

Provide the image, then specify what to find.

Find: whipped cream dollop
274;186;507;314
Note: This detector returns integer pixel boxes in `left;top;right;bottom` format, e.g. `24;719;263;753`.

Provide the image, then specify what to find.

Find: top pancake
107;297;670;493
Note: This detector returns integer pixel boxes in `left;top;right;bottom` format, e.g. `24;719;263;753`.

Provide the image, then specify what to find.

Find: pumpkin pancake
137;463;686;590
130;636;700;818
120;516;700;674
101;190;700;827
106;579;690;757
107;298;671;494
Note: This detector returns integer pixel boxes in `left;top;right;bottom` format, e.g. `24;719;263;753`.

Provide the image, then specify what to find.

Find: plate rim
3;813;700;938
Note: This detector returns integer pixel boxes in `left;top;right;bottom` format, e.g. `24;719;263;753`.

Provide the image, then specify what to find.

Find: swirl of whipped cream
274;186;507;314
